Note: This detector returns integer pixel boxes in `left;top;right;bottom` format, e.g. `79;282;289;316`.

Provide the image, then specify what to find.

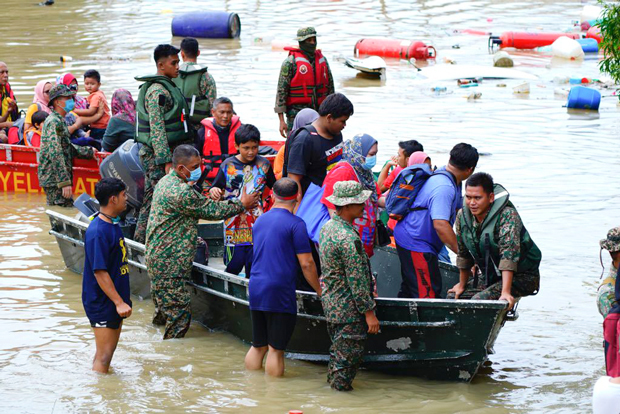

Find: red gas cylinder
489;32;581;49
354;38;436;60
586;26;602;43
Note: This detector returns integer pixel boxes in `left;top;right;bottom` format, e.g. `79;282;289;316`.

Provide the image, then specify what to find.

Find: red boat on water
0;141;284;196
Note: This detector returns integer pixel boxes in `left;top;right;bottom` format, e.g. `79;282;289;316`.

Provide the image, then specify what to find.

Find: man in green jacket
174;37;217;130
38;84;95;206
145;145;259;340
134;44;194;243
319;181;380;391
448;172;541;310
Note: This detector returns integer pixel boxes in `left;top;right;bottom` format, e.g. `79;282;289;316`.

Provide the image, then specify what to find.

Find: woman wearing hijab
57;73;89;110
274;108;319;180
23;80;53;131
408;151;432;168
102;89;136;152
321;133;380;257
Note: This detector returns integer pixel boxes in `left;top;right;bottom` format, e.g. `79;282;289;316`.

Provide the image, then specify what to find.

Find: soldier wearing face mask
274;27;335;138
38;84;95;206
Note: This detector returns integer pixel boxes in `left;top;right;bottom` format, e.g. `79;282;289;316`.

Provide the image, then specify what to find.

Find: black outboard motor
99;140;145;217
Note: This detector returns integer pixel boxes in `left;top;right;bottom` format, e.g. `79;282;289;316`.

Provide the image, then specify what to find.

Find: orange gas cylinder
354;38;436;60
586;26;602;43
489;32;581;49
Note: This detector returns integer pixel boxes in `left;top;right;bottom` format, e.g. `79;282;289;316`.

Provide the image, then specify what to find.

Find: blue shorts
89;315;123;329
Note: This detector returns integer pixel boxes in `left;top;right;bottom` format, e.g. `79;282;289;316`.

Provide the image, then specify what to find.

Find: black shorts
250;310;297;351
89;316;123;329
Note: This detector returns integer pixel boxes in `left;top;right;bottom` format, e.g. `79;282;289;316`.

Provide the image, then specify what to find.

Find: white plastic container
551;36;585;60
493;51;514;67
513;83;530;94
580;5;602;24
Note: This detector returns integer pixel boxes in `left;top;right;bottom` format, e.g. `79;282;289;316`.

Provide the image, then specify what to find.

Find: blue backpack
385;164;454;218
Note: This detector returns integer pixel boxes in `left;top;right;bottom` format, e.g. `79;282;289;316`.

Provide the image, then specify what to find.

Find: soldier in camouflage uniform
38;84;95;207
134;44;195;243
597;227;620;318
448;173;541;310
275;27;335;137
319;181;380;391
145;145;259;340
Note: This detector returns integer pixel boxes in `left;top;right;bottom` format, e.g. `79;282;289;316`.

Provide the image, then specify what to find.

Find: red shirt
383;166;403;189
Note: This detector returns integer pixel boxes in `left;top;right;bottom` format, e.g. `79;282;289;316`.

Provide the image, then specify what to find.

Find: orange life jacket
284;48;329;108
201;116;241;179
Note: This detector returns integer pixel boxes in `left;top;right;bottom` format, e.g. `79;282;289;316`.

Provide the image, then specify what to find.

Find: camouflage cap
48;84;73;104
296;27;318;41
326;181;371;207
600;226;620;252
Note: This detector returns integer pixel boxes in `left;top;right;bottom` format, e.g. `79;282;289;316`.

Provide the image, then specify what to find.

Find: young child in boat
24;110;48;147
75;69;110;141
209;124;276;276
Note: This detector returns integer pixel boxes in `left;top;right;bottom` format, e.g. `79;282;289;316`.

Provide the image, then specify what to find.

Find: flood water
0;0;617;412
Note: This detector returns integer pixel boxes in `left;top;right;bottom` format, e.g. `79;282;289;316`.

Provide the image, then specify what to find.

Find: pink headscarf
111;89;136;125
33;80;52;114
408;151;430;167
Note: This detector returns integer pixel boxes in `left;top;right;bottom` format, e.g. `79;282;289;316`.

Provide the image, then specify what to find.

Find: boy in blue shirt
82;177;132;373
393;143;478;298
209;124;276;276
245;178;321;376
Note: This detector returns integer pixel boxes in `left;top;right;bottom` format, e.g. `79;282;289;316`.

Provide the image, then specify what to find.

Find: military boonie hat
326;181;371;207
600;226;620;252
297;27;318;42
48;84;74;105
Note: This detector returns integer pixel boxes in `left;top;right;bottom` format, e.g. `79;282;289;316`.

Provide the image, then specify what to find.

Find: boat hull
47;210;512;382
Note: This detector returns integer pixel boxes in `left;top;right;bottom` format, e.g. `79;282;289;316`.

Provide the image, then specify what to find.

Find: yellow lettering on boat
25;174;39;193
13;172;25;193
0;171;10;191
87;178;98;195
75;178;86;195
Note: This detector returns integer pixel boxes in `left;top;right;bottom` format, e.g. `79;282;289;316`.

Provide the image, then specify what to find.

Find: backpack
7;117;25;145
385;164;455;219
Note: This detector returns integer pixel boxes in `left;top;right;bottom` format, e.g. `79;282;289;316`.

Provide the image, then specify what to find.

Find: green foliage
598;1;620;84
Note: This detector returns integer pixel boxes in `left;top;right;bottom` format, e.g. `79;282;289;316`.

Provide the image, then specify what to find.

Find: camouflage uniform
454;206;540;300
319;181;375;391
597;227;620;317
145;170;243;339
194;71;217;131
274;28;335;131
38;104;95;207
134;83;192;243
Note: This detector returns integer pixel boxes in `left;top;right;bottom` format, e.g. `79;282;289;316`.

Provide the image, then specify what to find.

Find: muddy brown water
0;0;616;412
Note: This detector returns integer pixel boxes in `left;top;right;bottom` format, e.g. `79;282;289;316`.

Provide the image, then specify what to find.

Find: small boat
344;56;387;76
47;209;517;382
0;140;284;196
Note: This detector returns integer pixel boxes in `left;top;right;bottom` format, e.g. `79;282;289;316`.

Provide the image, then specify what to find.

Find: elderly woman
102;89;136;152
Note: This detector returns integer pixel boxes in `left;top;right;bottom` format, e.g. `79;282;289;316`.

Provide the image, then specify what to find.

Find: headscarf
111;89;136;125
342;133;378;203
32;80;52;114
292;108;318;132
408;151;430;167
56;73;76;86
56;72;88;109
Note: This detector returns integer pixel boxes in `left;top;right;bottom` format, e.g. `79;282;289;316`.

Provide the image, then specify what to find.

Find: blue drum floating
576;38;599;53
171;11;241;39
567;86;601;110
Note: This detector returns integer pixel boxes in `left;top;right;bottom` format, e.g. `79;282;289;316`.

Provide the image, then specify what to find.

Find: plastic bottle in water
431;86;447;95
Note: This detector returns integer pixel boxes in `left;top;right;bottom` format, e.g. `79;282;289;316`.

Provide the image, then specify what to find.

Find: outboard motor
99;140;145;217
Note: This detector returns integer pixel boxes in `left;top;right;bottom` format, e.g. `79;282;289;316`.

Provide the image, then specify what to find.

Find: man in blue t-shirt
393;143;478;299
83;177;132;373
245;178;322;377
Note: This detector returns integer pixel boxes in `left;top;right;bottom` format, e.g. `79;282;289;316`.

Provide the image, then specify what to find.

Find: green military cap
48;84;73;104
296;27;318;41
326;181;371;207
600;226;620;252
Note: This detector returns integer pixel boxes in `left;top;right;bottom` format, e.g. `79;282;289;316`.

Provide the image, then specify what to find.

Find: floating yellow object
161;8;173;14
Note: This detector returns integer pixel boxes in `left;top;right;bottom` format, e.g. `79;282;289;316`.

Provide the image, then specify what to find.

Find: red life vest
285;48;329;108
604;312;620;377
201;116;241;179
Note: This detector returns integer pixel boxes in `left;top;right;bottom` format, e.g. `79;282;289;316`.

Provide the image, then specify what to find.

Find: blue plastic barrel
171;11;241;39
566;86;601;110
576;38;599;53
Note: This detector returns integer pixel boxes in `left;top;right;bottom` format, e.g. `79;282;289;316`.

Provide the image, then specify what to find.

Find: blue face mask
63;98;75;112
184;166;202;182
363;155;377;170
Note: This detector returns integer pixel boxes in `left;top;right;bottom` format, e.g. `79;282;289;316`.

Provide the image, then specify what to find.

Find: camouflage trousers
326;320;367;391
43;186;73;207
285;105;315;132
134;146;167;244
151;276;192;340
453;269;540;300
